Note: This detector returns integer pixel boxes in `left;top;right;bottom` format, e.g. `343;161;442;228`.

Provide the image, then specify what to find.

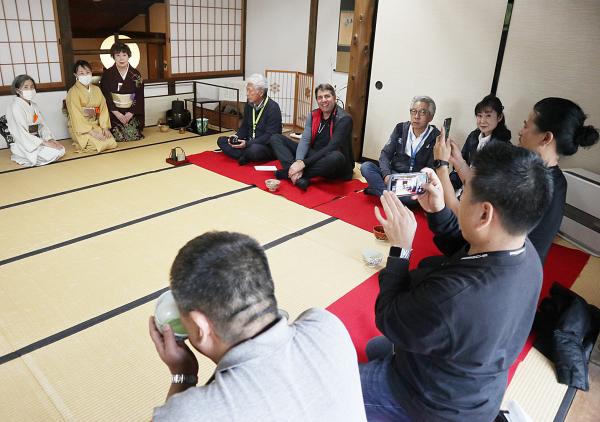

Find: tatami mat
0;133;225;207
0;126;205;173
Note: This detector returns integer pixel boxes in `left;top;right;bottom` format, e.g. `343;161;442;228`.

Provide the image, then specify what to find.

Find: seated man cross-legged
361;96;440;204
270;83;354;190
360;142;553;421
216;74;282;165
150;231;367;422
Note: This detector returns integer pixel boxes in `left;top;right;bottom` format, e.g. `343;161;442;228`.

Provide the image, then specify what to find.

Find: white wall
313;0;348;105
245;0;310;77
496;0;600;173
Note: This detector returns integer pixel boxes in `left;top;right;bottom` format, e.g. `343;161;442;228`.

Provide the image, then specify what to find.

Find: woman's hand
416;168;446;213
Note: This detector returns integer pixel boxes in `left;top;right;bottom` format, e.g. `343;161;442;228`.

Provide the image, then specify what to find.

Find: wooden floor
0;127;597;421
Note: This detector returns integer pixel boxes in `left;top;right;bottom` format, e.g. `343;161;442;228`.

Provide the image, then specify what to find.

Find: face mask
78;74;92;86
20;89;36;101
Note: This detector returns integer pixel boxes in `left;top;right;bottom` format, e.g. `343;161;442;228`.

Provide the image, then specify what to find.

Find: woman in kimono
5;74;65;166
66;60;117;153
100;42;145;141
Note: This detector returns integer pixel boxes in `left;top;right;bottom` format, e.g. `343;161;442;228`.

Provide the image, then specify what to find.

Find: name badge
28;124;39;135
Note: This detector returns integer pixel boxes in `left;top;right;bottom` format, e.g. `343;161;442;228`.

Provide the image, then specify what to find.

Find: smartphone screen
443;118;452;140
388;172;428;197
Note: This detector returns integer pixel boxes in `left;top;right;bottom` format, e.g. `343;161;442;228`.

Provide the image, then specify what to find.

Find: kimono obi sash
111;93;134;109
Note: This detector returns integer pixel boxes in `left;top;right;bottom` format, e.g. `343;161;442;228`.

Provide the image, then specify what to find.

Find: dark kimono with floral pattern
100;64;145;141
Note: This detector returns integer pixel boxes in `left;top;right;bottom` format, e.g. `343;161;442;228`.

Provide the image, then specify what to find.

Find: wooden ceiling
69;0;162;38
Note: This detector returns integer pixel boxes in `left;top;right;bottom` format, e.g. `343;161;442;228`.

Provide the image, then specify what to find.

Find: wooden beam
345;0;376;161
306;0;319;75
56;0;75;88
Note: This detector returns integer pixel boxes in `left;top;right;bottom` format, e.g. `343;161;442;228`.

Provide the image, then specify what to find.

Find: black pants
270;134;350;180
216;136;274;162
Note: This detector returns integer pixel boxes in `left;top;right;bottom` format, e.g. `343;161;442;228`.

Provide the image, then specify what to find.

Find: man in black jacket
216;74;282;165
270;83;353;190
360;143;553;422
361;96;439;201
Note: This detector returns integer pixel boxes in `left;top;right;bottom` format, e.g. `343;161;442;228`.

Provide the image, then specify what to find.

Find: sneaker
275;169;289;180
296;178;310;191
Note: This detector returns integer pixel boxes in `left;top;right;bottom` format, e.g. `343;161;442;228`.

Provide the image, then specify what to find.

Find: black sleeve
303;115;352;166
427;206;469;256
375;256;451;353
247;101;282;146
236;103;252;140
379;125;402;177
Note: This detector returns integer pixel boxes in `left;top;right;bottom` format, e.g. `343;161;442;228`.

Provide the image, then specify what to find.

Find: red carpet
320;193;591;384
188;151;366;208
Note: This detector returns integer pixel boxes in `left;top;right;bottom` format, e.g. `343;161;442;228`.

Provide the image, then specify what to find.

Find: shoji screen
168;0;243;77
0;0;62;89
363;0;507;160
495;0;600;173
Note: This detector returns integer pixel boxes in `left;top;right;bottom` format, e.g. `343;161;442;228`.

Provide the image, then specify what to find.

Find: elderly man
269;83;353;190
360;143;552;421
361;96;440;201
216;74;282;165
149;231;367;422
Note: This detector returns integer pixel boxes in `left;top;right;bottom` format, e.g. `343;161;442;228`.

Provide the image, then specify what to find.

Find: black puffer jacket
534;282;600;390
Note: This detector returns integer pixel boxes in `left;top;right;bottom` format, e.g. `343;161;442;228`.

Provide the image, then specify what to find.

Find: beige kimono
66;82;117;153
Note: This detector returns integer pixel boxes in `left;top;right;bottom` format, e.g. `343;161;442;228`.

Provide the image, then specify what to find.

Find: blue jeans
360;336;412;421
361;161;387;196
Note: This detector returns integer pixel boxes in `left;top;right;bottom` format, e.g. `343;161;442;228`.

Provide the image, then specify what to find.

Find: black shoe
363;187;381;196
296;178;310;191
275;169;289;180
238;156;248;166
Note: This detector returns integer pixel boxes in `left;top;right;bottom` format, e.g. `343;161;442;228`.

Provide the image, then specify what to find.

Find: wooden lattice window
0;0;63;90
168;0;244;77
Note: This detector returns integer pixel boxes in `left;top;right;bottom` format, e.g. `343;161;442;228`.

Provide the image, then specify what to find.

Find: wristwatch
389;246;412;260
433;159;449;169
171;374;198;385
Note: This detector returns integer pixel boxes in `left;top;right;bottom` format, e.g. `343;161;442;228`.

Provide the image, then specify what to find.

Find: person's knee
360;161;379;177
216;136;228;149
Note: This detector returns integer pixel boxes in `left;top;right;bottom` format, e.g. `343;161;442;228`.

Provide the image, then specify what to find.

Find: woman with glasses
361;95;440;203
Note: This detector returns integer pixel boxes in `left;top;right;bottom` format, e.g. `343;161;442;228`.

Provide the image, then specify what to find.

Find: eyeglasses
410;109;430;116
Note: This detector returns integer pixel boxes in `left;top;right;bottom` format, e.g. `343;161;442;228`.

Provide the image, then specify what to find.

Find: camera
228;135;241;145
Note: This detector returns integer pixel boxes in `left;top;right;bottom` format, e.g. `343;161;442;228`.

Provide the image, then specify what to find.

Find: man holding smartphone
361;95;440;203
359;143;553;421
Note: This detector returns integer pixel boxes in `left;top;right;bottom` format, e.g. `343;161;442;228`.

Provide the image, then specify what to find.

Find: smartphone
387;172;428;197
228;135;240;145
443;118;452;140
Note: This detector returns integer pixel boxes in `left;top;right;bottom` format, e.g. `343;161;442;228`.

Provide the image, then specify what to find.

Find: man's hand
416;168;446;213
149;316;199;376
290;171;303;184
288;160;305;177
230;139;246;149
102;128;112;139
384;175;391;185
433;127;451;161
124;112;134;123
374;191;417;249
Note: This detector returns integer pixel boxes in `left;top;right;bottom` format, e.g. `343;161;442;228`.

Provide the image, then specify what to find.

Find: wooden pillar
56;0;75;88
306;0;319;75
345;0;376;161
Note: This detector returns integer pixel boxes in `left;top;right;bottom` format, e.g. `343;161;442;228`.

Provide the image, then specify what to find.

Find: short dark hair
533;97;599;156
11;74;36;95
315;83;336;98
469;142;553;236
170;232;278;344
474;94;511;142
73;60;92;74
110;42;132;59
